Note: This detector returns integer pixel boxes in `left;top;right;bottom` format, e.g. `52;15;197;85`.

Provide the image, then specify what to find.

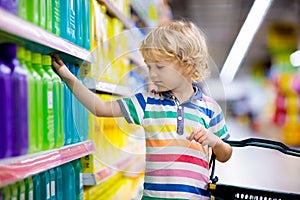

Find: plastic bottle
46;0;53;32
43;55;64;148
32;52;54;151
0;0;18;15
39;0;46;29
48;168;56;200
61;163;76;200
32;174;41;200
26;0;39;26
52;0;60;35
24;177;33;200
71;159;83;200
0;49;13;158
60;0;76;43
82;0;90;50
17;180;26;200
1;185;11;200
70;64;80;144
55;166;63;200
25;50;41;152
42;55;55;150
75;0;83;47
18;0;27;20
63;64;73;145
40;171;51;200
0;43;28;157
17;47;36;154
10;183;18;200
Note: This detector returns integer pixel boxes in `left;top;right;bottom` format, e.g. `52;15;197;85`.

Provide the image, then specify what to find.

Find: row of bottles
0;43;88;159
0;0;90;50
0;159;83;200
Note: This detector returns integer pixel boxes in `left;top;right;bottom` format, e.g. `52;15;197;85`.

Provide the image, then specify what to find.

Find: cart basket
209;138;300;200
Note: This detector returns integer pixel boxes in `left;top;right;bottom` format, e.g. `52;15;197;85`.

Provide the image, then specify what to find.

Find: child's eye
157;65;165;69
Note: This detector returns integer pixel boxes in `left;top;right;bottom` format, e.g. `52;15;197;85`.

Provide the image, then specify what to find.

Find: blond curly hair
140;20;210;81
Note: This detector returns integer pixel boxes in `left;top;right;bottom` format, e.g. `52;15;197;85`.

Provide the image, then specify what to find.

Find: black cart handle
226;138;300;157
209;138;300;184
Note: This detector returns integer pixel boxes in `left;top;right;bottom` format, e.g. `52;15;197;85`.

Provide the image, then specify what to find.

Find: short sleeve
117;92;147;125
208;103;230;140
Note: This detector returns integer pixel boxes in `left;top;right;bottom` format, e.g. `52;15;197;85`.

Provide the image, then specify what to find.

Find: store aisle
214;118;300;195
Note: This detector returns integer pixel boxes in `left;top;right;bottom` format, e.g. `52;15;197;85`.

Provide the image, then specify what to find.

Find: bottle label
47;183;50;199
48;91;53;109
51;181;56;196
20;193;25;200
29;190;33;200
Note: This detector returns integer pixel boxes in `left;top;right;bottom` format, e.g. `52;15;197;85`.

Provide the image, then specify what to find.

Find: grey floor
214;118;300;195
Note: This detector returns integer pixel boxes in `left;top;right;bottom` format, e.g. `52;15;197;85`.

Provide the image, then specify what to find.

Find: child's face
147;60;191;92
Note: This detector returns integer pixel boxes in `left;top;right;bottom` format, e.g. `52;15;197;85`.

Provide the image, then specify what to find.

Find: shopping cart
208;138;300;200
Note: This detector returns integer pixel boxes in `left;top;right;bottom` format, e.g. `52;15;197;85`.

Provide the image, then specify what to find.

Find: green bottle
42;55;64;149
24;177;33;200
18;0;27;20
52;0;60;35
2;185;11;200
45;0;53;32
26;0;39;26
17;47;35;153
17;180;26;200
39;0;46;29
32;53;54;151
10;183;18;200
71;159;83;200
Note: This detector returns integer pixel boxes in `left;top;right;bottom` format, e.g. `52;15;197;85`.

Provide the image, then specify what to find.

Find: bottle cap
17;46;25;60
42;55;52;66
25;50;31;62
31;53;42;64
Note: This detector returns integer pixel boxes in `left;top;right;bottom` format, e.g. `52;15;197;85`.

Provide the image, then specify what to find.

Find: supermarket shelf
0;8;94;64
90;81;133;96
0;140;95;187
83;155;135;185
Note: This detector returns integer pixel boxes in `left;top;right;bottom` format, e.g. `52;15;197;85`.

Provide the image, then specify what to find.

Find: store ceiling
169;0;300;79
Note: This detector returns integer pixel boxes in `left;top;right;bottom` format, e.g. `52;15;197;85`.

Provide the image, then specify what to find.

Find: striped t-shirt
117;85;230;200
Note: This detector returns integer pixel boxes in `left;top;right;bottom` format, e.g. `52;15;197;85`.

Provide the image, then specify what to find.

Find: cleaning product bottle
48;168;56;200
60;0;76;43
0;43;28;157
71;159;83;200
40;170;51;200
17;180;26;200
61;163;76;200
43;55;64;148
18;0;27;20
63;64;72;145
42;55;55;150
45;0;53;32
24;177;33;200
17;47;36;154
75;0;83;47
39;0;46;29
26;0;39;26
82;0;90;50
25;50;41;152
69;64;80;144
32;52;54;151
32;174;41;200
0;0;18;15
0;48;13;158
1;185;11;200
55;166;63;200
10;183;18;200
52;0;60;35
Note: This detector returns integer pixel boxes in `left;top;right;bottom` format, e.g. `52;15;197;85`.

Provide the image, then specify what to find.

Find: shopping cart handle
225;138;300;157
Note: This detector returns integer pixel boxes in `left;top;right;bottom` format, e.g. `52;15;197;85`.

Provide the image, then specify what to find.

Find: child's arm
51;53;124;118
187;127;232;162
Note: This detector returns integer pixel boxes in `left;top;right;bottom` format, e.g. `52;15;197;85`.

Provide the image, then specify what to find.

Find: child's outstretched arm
51;53;124;118
187;127;232;162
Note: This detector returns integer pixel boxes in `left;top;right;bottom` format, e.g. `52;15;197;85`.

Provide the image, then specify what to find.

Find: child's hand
50;53;69;79
186;127;220;147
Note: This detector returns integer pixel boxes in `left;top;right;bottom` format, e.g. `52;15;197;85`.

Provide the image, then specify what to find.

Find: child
51;20;232;199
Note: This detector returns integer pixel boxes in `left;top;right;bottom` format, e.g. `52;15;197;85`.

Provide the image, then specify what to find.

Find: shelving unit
0;8;94;64
0;140;95;187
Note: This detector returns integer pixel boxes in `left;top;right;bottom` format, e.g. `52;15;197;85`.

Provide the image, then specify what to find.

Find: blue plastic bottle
82;0;90;50
60;0;76;43
0;48;13;158
0;43;28;157
48;168;56;200
32;174;41;200
55;166;63;200
61;163;76;200
40;171;51;200
63;64;72;145
75;0;83;47
71;159;83;200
